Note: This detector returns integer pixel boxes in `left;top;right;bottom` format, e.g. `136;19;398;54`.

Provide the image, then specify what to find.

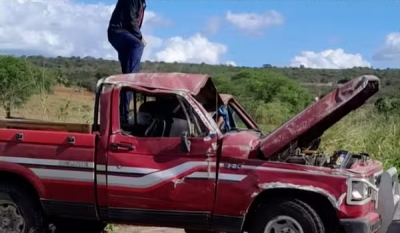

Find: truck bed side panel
0;128;97;219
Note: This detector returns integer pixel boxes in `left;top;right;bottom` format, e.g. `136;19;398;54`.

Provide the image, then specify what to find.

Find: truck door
104;87;218;229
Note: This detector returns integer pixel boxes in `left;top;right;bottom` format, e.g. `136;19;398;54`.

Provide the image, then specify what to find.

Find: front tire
248;199;325;233
0;182;44;233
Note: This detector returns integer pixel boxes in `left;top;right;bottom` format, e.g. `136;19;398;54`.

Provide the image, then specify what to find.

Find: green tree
230;70;312;112
0;56;54;118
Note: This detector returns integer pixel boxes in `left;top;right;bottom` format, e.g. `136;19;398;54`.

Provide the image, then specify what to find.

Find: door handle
110;142;135;151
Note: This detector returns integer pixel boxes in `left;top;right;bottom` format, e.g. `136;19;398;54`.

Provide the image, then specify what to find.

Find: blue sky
0;0;399;69
99;0;399;68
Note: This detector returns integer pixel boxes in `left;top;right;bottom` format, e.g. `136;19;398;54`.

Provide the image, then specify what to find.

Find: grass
0;86;94;123
320;106;400;171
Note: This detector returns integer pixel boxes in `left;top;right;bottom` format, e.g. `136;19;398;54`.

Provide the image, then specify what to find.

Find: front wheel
248;199;325;233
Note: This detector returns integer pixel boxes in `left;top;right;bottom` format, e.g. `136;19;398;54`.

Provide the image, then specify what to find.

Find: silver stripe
187;172;246;181
107;166;158;174
97;174;107;185
0;156;95;168
30;168;93;182
219;173;246;181
2;156;345;187
96;165;106;171
96;165;158;174
107;161;209;188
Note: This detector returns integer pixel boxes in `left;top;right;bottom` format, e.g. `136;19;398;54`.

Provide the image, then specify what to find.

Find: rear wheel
248;199;325;233
0;182;44;233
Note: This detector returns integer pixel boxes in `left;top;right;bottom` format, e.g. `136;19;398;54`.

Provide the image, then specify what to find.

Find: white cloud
290;48;371;69
373;32;400;61
225;61;236;66
225;10;284;36
0;0;232;65
155;34;227;64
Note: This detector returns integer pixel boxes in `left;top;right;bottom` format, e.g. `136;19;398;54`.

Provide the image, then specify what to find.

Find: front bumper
340;215;381;233
343;167;400;233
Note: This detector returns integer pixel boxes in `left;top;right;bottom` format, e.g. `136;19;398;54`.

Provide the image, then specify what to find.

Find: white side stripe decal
30;168;244;187
97;174;107;185
1;156;346;188
0;156;95;168
107;166;158;174
108;161;209;188
187;172;246;181
30;168;94;182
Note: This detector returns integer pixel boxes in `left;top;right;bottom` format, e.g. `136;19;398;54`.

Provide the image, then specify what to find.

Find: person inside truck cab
216;105;231;132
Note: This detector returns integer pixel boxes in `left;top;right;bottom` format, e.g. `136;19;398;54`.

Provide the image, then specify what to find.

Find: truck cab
0;72;398;233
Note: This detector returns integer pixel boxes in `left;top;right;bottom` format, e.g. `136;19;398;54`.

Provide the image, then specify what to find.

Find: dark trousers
108;30;144;122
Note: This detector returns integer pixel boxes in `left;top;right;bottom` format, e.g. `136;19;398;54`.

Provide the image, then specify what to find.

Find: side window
119;88;207;138
227;104;248;129
179;98;208;137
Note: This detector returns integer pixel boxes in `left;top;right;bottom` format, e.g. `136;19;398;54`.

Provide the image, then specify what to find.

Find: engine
284;149;371;169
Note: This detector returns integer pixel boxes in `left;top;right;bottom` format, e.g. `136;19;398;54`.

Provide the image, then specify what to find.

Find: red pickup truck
0;73;398;233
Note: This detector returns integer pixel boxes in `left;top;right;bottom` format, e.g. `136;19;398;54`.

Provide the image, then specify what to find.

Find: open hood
259;75;380;159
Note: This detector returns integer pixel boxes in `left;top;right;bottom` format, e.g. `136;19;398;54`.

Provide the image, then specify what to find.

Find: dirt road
114;220;399;233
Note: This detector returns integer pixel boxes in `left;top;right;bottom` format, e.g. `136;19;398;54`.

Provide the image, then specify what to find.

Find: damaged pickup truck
0;73;398;233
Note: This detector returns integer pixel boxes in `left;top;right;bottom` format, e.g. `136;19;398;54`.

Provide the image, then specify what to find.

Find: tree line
0;55;399;121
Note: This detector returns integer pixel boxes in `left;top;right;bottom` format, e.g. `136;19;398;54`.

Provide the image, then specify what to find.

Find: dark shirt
108;0;146;40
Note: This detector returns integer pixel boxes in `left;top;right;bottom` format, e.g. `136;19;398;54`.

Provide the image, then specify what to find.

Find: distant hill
23;55;400;98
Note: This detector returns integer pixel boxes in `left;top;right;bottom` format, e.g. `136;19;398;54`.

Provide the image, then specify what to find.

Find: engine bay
281;149;372;169
264;136;372;169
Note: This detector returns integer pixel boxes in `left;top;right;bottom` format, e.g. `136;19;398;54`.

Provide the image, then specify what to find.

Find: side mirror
181;131;191;153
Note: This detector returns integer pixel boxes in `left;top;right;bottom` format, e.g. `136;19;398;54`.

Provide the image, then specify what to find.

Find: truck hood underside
259;75;380;159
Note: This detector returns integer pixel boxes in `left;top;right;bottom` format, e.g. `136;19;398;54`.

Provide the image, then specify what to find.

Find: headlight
351;182;370;200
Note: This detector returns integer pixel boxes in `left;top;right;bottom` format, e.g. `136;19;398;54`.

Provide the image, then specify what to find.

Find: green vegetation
1;55;399;171
0;56;54;118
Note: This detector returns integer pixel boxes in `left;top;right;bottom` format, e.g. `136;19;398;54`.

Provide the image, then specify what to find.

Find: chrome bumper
376;167;399;233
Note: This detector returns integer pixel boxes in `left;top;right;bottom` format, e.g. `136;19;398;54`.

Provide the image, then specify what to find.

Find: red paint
0;73;385;230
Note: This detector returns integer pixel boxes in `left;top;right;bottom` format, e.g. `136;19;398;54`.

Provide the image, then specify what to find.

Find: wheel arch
242;186;341;231
0;161;46;199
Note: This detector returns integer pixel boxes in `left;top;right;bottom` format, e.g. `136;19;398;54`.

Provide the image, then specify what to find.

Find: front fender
256;182;346;210
0;161;46;197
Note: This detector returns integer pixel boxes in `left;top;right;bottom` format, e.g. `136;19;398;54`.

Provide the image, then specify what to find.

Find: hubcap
0;201;25;233
264;216;304;233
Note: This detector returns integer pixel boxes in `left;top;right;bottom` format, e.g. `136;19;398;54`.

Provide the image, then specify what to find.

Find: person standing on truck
107;0;147;123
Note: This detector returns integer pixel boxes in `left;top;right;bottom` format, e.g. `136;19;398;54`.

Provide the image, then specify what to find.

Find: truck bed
0;118;92;133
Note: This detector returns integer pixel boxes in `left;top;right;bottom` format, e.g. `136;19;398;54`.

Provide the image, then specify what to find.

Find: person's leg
108;31;144;122
108;31;127;73
118;32;144;119
119;32;144;73
108;32;128;122
108;31;131;122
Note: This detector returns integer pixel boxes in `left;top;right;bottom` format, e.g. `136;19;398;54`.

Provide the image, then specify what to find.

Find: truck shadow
387;221;400;233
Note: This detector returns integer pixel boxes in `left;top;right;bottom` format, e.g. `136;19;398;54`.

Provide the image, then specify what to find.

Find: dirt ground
110;221;398;233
